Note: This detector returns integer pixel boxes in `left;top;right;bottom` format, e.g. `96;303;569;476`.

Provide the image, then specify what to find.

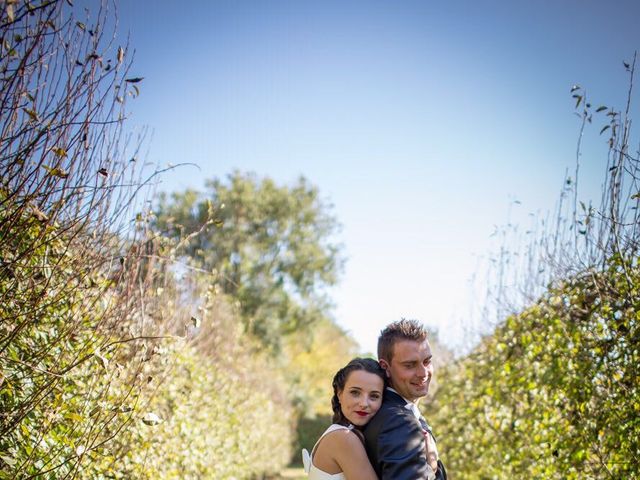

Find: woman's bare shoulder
327;428;378;480
321;427;365;451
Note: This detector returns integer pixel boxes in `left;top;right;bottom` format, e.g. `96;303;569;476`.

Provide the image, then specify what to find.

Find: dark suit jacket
363;389;430;480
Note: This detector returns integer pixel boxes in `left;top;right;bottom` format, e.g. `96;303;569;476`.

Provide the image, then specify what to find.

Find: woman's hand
424;430;439;473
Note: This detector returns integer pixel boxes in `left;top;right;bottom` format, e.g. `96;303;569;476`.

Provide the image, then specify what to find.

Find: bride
302;358;385;480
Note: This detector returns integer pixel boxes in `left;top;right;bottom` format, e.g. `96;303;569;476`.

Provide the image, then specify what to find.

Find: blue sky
109;0;639;354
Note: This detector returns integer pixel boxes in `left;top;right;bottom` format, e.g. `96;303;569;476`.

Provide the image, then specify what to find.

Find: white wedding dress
301;424;352;479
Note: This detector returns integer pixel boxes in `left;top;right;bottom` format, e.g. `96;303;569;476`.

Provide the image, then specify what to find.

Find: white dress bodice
301;424;353;480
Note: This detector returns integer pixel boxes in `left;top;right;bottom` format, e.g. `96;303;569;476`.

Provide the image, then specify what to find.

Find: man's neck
387;386;420;405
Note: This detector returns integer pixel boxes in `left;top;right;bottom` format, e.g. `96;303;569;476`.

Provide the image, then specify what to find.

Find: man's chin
412;386;429;398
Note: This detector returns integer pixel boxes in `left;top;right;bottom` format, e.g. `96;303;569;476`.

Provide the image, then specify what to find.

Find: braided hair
331;357;386;427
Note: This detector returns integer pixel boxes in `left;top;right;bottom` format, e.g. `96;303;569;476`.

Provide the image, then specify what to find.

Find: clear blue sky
108;0;639;354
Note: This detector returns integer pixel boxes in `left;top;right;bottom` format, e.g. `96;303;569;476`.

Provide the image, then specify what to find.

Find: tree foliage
282;318;358;416
154;171;344;350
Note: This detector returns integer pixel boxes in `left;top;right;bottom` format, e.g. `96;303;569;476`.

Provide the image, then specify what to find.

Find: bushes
432;257;639;478
0;205;140;478
1;2;295;478
430;63;640;479
84;334;293;479
103;286;294;479
1;198;295;479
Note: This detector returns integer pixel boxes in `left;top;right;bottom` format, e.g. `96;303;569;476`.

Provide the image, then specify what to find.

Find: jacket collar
384;387;410;406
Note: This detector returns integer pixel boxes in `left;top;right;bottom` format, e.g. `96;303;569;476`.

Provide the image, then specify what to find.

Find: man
363;319;447;480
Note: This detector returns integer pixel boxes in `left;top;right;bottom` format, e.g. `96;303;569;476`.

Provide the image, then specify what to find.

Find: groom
363;319;447;480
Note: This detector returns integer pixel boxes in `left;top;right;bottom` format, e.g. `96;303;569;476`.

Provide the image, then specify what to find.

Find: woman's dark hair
331;357;386;426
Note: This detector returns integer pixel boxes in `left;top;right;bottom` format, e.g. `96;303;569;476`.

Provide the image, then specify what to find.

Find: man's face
380;339;433;402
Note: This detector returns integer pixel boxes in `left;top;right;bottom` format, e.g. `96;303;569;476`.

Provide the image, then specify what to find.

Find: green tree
154;171;344;350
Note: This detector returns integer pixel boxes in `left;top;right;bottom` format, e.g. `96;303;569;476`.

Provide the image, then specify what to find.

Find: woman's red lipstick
355;411;368;417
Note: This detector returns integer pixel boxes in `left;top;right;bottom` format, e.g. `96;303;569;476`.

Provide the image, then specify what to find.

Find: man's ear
379;359;391;378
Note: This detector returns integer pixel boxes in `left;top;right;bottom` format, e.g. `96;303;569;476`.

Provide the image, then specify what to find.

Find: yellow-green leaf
52;147;67;158
42;164;69;178
23;108;39;122
6;4;14;23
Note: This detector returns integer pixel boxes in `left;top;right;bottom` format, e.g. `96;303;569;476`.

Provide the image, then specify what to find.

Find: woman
302;358;385;480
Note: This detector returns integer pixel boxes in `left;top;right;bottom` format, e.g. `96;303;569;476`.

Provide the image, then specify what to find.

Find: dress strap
311;424;353;457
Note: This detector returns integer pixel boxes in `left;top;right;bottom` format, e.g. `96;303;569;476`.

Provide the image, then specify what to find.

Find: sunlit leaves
42;164;69;178
52;147;67;158
22;107;38;122
432;260;640;479
141;412;162;426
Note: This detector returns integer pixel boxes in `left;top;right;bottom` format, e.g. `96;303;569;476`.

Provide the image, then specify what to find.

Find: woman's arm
331;430;379;480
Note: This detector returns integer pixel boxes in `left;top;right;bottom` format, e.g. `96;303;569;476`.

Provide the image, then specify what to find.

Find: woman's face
337;370;384;427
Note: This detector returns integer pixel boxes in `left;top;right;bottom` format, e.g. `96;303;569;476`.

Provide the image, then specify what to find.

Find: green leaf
142;412;162;426
42;164;69;179
94;349;108;370
125;77;144;83
573;94;582;108
595;105;607;113
52;147;67;158
0;456;15;467
600;125;610;135
23;108;39;122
